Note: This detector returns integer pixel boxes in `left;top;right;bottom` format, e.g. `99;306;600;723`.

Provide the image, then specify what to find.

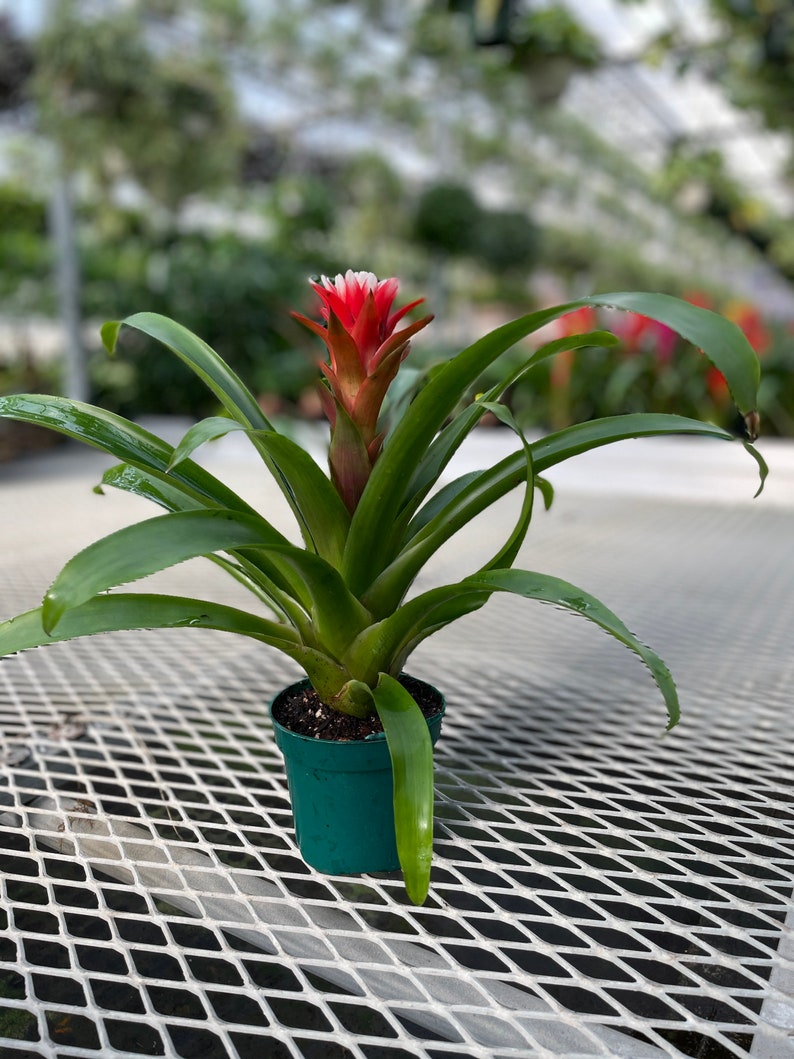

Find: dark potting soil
273;675;442;741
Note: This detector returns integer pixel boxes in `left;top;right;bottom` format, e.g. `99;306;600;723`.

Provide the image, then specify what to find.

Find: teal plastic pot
270;678;445;875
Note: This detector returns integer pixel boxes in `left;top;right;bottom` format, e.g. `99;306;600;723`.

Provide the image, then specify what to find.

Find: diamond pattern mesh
0;463;792;1059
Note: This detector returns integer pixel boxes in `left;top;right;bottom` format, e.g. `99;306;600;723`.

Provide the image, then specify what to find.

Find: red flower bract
312;272;424;367
293;271;433;514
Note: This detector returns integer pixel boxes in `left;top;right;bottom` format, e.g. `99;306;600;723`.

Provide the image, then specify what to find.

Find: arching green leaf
371;674;435;906
352;570;680;730
42;509;293;634
408;416;762;553
0;394;259;515
102;314;271;430
399;330;617;529
344;294;761;595
583;292;759;422
264;547;371;662
99;463;206;512
102;316;326;551
361;403;535;618
0;594;300;658
464;568;680;729
167;416;248;471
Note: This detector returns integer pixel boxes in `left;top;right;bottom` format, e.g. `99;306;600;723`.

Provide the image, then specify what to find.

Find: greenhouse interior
0;3;792;1059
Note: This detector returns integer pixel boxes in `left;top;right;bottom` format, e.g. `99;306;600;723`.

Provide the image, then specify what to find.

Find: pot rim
269;675;446;746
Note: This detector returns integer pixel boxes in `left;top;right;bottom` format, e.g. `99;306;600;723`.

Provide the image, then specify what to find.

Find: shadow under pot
270;676;445;875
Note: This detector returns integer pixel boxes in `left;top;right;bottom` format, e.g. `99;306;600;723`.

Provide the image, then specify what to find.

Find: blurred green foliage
707;0;794;134
0;0;791;437
622;0;794;272
475;208;541;275
413;183;541;275
82;230;322;418
0;184;53;315
413;183;482;258
0;14;33;110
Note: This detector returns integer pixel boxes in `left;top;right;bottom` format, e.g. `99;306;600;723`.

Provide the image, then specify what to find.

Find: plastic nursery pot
270;677;445;875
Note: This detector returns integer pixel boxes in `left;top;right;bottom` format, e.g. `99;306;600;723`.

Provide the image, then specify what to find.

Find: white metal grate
0;451;792;1059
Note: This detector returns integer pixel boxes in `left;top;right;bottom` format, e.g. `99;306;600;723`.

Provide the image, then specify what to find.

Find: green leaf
42;509;294;634
167;416;248;471
0;397;317;623
742;441;769;499
324;678;374;719
100;463;207;512
99;463;306;624
345;584;489;683
464;568;680;729
103;314;271;430
371;674;435;906
476;401;535;574
354;570;680;731
264;547;372;662
533;415;734;471
256;431;351;567
399;330;617;529
407;416;761;555
344;293;761;595
536;476;554;510
582;292;760;419
344;304;579;593
103;316;331;552
0;594;301;658
169;423;351;566
0;394;259;516
361;465;513;618
361;402;535;618
399;403;484;528
518;328;619;367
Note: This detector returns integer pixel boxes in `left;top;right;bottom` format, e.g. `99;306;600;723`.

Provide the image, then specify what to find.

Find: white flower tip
317;270;379;293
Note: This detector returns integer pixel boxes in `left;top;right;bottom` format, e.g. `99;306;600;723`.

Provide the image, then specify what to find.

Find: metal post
48;149;88;403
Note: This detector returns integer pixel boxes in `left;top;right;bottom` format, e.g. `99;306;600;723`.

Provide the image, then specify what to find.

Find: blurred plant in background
83;230;321;420
0;0;793;449
482;292;793;437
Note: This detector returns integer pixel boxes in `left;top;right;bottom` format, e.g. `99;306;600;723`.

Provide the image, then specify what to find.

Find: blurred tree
33;0;244;215
412;181;541;279
269;175;337;254
507;4;602;105
0;0;779;422
659;145;772;251
474;207;541;275
413;182;483;258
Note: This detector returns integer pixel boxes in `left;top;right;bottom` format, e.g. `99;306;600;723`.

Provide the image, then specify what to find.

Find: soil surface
273;675;443;741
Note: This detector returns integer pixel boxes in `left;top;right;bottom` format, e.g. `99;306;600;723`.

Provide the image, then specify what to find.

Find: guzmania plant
0;271;766;903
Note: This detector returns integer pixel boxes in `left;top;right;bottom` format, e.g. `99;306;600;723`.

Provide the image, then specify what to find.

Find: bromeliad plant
0;271;766;904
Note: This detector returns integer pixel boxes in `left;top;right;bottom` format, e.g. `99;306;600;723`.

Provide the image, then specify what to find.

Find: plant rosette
0;271;766;904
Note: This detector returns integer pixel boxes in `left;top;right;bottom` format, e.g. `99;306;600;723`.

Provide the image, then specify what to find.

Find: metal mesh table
0;441;792;1059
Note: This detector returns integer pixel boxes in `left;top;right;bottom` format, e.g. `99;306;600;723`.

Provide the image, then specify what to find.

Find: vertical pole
49;147;88;403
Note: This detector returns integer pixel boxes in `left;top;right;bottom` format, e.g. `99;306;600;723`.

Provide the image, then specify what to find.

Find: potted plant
508;5;602;105
0;271;765;904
